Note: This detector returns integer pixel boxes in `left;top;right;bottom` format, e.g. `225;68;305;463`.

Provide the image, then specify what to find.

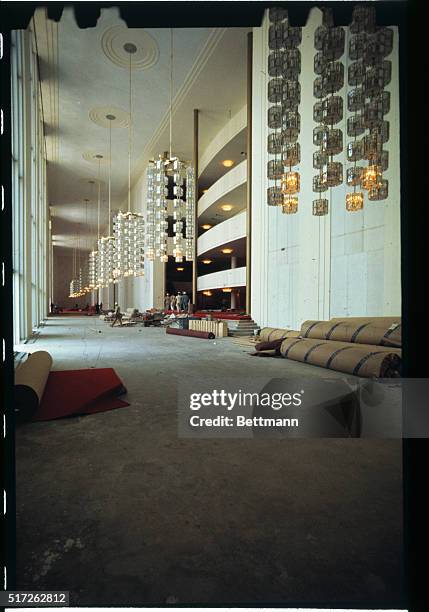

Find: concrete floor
16;316;404;606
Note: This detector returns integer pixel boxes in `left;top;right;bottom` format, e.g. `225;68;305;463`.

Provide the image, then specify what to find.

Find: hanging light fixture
69;237;81;298
345;6;392;211
89;156;103;291
146;29;195;262
312;8;345;217
113;43;145;279
267;8;302;214
69;231;83;298
97;115;116;287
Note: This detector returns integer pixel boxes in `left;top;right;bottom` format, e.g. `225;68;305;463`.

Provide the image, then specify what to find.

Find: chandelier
113;43;145;279
145;29;195;262
346;6;392;211
97;115;116;287
312;9;345;217
69;236;82;298
267;8;302;214
88;156;103;291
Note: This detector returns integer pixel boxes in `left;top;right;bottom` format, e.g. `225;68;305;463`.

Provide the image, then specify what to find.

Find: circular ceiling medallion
82;151;110;164
88;106;129;128
101;26;159;70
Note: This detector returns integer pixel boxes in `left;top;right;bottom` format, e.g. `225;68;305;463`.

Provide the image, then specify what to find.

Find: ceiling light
203;188;209;193
201;224;212;230
221;248;233;254
221;204;233;212
203;290;212;296
222;159;234;168
177;266;184;271
202;259;212;264
222;288;232;293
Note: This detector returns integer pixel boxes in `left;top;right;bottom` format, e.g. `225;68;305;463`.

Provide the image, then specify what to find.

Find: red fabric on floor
33;368;129;421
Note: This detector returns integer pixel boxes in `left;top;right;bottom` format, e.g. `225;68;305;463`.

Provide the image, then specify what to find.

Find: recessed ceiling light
222;160;234;168
222;288;232;293
221;204;233;212
202;259;212;264
201;224;212;230
221;248;233;254
176;267;184;271
203;290;212;296
203;188;209;193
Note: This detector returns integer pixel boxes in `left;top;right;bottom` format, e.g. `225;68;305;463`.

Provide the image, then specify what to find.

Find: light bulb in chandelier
281;171;300;195
346;192;364;212
282;195;298;215
361;164;382;190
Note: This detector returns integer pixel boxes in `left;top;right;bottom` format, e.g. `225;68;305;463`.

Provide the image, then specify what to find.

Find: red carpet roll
166;327;215;340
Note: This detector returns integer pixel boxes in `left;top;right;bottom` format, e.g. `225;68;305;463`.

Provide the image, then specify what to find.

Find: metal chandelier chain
108;121;112;235
169;27;173;159
128;49;132;213
97;158;101;242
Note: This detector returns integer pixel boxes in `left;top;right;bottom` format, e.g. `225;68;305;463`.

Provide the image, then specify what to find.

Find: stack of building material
189;319;228;338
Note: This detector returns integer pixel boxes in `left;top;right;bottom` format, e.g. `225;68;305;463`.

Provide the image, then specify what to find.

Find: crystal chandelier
113;43;145;279
69;237;82;298
267;8;302;214
145;29;195;262
88;157;103;291
312;9;345;216
346;6;392;211
97;116;116;287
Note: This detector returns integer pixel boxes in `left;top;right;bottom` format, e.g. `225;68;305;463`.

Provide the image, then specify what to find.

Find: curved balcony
198;209;246;257
198;160;247;226
197;266;246;291
199;105;247;188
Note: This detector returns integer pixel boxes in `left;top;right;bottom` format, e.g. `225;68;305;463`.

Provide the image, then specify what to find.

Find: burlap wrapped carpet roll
14;350;53;422
300;319;401;348
259;327;300;342
279;337;401;378
330;316;401;326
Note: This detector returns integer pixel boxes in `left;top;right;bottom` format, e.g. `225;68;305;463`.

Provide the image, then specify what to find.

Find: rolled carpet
259;327;300;342
279;337;401;378
166;327;215;340
15;351;53;422
300;319;401;348
330;316;401;326
255;338;284;354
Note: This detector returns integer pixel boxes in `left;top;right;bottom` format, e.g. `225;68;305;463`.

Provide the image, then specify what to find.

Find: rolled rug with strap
259;327;300;343
14;351;53;423
280;337;401;378
166;327;215;340
300;319;401;348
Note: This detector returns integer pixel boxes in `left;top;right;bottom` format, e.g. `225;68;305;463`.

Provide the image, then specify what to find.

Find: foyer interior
10;4;404;607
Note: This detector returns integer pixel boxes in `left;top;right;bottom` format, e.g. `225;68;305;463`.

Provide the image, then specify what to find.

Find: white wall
251;8;401;330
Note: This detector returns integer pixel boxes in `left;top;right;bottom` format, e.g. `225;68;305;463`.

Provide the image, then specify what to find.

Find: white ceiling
34;7;249;253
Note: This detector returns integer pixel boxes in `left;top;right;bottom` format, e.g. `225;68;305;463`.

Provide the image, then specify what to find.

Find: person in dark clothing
111;304;123;327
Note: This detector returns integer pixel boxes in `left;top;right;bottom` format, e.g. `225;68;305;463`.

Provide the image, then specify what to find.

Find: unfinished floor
15;316;404;606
